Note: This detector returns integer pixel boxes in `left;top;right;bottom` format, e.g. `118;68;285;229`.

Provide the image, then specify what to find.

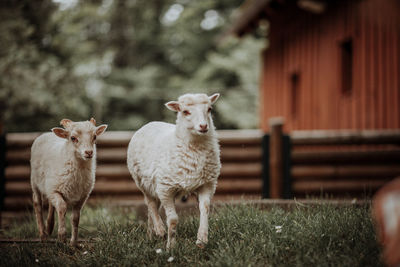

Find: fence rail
291;129;400;145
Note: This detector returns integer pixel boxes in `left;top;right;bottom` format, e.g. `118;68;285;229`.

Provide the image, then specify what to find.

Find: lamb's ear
96;124;108;136
90;117;96;126
165;101;181;112
60;119;72;128
209;93;220;105
52;127;69;139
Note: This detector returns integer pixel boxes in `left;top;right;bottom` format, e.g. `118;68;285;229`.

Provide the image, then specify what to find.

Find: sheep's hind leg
196;184;214;248
32;188;47;241
46;202;55;236
158;191;178;249
145;195;165;238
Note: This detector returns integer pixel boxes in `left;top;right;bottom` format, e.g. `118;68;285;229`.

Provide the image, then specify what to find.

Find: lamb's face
52;118;108;161
68;122;98;160
166;93;220;135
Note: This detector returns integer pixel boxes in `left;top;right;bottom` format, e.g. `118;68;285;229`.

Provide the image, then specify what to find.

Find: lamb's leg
32;189;46;240
70;202;83;247
145;195;165;238
46;202;55;236
159;191;178;249
196;184;214;248
147;211;154;238
50;192;67;242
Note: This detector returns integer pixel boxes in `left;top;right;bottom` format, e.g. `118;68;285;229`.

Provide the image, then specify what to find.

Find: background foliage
0;0;264;132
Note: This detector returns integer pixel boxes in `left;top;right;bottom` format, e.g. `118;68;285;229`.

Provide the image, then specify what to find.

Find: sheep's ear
96;124;108;136
209;93;220;105
60;119;72;128
165;101;181;112
90;117;96;126
52;127;69;139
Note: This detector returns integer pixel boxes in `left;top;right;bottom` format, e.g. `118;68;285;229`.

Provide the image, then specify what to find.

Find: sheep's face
52;118;108;160
166;93;220;135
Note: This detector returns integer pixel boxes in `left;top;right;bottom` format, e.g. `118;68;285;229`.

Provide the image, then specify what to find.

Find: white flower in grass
83;251;88;255
35;259;39;263
167;256;174;262
275;225;283;233
156;248;162;254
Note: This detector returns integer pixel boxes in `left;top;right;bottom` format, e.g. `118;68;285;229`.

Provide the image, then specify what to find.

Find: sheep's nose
199;124;208;132
85;150;93;158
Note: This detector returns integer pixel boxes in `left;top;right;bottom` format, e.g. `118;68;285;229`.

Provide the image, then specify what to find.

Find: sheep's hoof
70;240;78;248
155;226;166;238
196;239;206;249
70;241;84;249
58;234;67;243
39;233;48;242
166;239;176;250
156;231;166;239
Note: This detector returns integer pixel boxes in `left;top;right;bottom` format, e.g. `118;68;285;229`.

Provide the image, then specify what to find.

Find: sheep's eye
70;136;77;142
93;135;97;141
183;110;191;116
208;107;212;113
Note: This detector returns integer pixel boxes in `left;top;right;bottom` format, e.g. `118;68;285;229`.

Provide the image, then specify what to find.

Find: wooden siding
260;0;400;132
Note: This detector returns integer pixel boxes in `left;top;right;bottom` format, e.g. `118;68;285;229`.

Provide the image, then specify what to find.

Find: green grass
0;203;383;266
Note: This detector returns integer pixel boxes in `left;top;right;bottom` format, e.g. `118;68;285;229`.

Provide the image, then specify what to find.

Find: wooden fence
1;125;400;225
266;119;400;198
0;130;263;224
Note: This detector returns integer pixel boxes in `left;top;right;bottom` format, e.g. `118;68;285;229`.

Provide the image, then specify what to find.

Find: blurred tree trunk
112;0;132;68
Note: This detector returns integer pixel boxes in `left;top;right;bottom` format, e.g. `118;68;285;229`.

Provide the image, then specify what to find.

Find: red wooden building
230;0;400;132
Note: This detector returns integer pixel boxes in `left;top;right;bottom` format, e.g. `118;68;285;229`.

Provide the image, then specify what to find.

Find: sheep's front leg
70;201;84;247
50;192;67;242
196;184;215;248
159;190;178;249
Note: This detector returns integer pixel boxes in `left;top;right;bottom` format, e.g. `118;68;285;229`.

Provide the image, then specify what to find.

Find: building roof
228;0;328;37
228;0;271;37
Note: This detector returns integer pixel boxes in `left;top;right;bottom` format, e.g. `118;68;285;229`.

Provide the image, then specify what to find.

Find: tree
0;0;264;132
0;0;89;132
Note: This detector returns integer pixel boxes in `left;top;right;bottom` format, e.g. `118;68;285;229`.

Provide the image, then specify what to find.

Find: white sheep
30;118;107;246
127;93;221;249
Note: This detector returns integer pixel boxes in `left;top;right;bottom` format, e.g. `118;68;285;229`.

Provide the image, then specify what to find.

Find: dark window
290;72;300;118
341;39;353;95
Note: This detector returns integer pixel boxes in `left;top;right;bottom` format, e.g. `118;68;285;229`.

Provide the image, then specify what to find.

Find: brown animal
372;177;400;266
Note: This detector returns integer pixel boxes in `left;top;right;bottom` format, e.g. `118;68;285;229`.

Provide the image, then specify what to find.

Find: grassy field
0;202;383;266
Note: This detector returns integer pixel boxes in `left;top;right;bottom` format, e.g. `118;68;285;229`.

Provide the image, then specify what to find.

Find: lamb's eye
93;135;96;141
208;107;212;112
183;110;191;116
71;136;77;142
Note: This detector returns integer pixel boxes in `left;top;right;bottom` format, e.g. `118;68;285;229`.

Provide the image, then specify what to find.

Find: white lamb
127;93;221;249
30;118;107;246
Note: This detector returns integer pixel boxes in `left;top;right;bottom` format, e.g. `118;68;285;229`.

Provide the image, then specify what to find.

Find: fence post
261;134;270;198
282;135;292;199
0;131;5;228
269;117;284;198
